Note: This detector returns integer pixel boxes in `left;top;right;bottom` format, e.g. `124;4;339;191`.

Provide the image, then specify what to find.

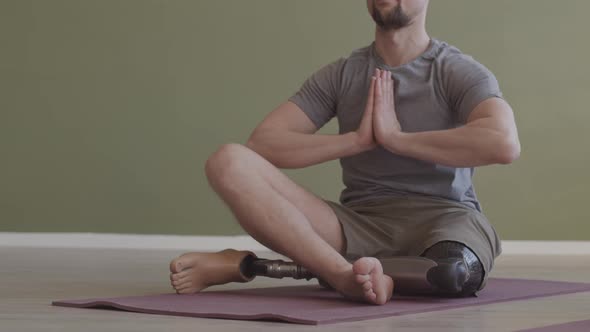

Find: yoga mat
518;319;590;332
52;278;590;325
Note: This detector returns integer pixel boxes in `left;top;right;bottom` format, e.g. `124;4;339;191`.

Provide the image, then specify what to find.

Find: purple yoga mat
518;319;590;332
52;278;590;325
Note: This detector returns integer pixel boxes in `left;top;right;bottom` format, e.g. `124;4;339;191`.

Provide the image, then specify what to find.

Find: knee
205;143;250;181
421;241;485;297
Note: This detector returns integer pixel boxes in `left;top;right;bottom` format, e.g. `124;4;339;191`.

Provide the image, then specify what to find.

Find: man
169;0;520;305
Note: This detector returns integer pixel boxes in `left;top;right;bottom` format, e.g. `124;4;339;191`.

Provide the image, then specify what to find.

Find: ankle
320;262;353;287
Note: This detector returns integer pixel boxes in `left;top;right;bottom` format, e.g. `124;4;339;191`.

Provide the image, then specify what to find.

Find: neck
373;18;430;67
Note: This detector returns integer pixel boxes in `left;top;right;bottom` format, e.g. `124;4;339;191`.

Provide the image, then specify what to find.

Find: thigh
211;144;346;254
323;199;409;261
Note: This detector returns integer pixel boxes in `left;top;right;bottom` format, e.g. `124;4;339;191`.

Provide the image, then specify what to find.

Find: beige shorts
324;194;502;285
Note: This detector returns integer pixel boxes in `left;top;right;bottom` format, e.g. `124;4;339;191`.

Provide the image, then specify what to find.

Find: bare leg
169;144;393;304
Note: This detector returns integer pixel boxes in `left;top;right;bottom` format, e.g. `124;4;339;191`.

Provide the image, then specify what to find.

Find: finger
390;73;394;92
365;77;376;112
388;72;393;105
375;76;382;101
382;70;389;103
380;70;388;98
391;75;396;107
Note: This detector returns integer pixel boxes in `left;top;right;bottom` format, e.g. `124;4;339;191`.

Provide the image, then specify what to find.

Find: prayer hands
372;68;402;146
355;71;379;151
355;68;402;152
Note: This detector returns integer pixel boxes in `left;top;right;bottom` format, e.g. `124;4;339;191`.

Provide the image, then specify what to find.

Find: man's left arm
382;97;521;168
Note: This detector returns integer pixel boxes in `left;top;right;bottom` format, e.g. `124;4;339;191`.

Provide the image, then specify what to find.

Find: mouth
375;0;394;9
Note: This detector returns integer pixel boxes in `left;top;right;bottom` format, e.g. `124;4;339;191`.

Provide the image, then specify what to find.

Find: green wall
1;0;588;240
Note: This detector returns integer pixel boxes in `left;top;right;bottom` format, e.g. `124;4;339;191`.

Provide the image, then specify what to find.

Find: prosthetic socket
237;242;484;297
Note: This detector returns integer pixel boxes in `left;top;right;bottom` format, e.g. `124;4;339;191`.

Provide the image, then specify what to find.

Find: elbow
245;137;295;169
246;133;268;157
245;138;257;152
495;139;521;165
245;137;270;162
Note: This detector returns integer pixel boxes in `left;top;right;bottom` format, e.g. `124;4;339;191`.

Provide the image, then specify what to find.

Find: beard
371;2;413;30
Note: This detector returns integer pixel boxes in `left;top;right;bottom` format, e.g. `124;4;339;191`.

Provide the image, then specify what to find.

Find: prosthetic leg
197;242;484;297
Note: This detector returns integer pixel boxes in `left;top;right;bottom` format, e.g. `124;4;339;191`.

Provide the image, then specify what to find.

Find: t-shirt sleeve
443;54;503;124
288;58;345;129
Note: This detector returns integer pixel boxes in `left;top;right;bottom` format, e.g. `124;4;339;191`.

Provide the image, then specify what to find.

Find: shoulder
322;43;372;74
434;40;496;78
308;44;372;94
346;43;373;63
337;44;374;86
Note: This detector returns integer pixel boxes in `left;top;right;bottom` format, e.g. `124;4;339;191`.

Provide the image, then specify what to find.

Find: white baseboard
499;241;590;255
0;232;269;252
1;232;589;255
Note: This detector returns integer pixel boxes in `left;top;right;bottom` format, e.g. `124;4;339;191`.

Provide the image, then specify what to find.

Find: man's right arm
246;101;368;169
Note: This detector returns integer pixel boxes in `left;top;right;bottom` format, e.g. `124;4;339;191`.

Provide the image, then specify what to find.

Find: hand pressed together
372;68;402;146
355;68;402;152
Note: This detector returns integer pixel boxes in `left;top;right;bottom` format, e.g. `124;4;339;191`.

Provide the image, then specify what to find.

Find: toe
373;275;394;305
172;277;188;287
173;281;189;290
376;285;390;305
355;274;370;284
170;272;181;281
176;285;197;294
171;269;191;281
353;257;378;275
362;281;373;291
375;296;386;305
174;281;193;290
364;289;377;301
170;257;183;273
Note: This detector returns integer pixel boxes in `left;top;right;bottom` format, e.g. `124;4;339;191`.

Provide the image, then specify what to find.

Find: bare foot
328;257;394;305
169;249;254;294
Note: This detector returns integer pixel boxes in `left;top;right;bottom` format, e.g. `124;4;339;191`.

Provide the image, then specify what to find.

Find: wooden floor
1;247;589;332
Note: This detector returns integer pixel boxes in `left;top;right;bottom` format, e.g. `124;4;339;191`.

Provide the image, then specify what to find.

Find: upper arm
249;101;319;139
249;57;346;140
442;54;503;124
466;97;521;163
466;97;520;144
286;58;345;129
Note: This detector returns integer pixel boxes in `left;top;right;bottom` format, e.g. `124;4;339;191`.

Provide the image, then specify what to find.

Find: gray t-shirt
288;39;503;212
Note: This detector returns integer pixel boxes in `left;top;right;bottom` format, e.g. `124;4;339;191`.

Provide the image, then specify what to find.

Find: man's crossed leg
170;143;393;305
168;144;487;304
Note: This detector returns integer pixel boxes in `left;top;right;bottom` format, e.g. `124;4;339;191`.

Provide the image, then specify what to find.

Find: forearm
246;130;365;169
384;125;519;168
